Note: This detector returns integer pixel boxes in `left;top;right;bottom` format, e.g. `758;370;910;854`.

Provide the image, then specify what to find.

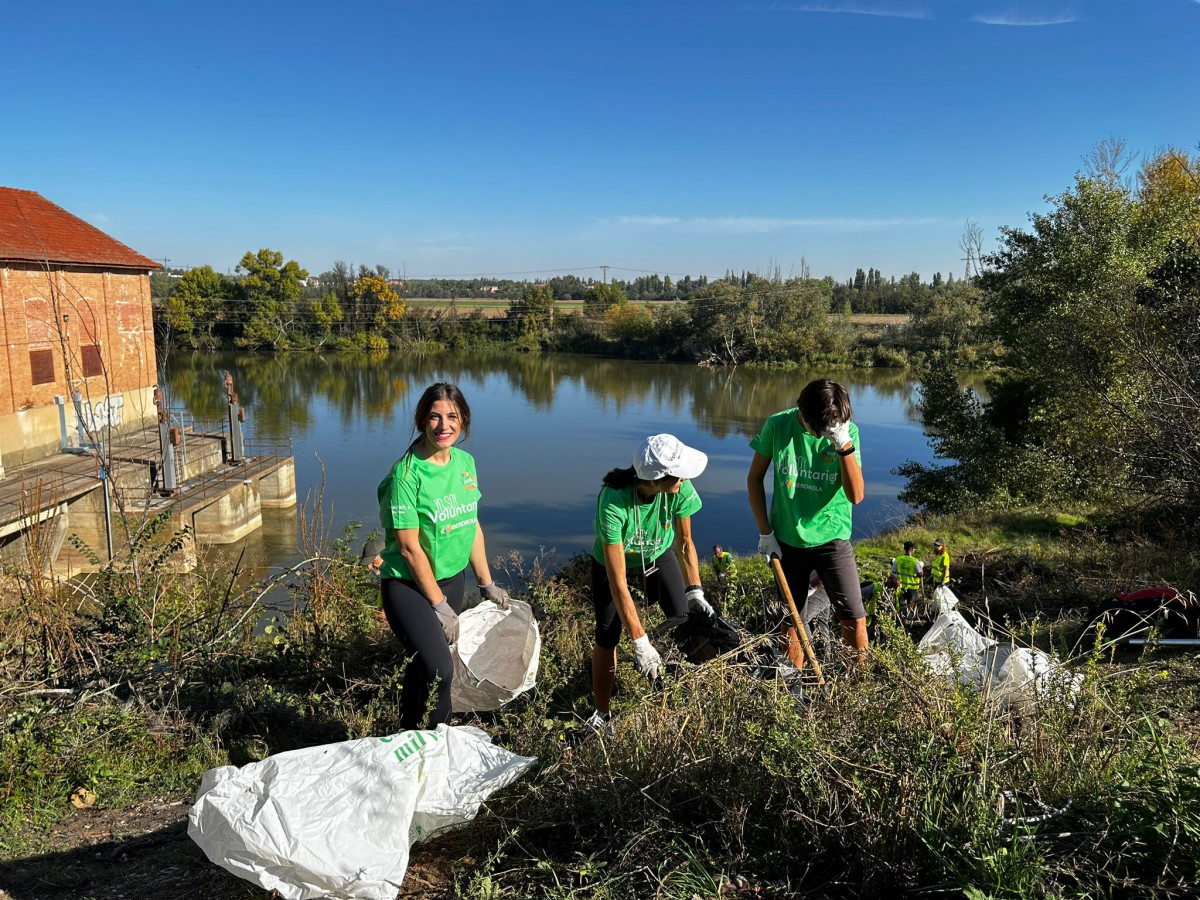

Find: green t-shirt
590;479;702;568
749;408;860;549
376;446;480;581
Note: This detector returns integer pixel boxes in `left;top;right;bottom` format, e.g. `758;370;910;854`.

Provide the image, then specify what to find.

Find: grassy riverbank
2;506;1198;899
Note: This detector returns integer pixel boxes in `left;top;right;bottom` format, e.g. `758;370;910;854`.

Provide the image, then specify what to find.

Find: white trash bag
188;724;536;900
452;598;540;713
918;608;1082;711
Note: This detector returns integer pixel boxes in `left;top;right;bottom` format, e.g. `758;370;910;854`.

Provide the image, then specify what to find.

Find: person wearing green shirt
376;383;510;730
747;378;868;665
585;434;710;735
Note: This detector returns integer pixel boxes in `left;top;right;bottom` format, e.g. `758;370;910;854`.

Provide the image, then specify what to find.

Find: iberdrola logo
461;471;477;491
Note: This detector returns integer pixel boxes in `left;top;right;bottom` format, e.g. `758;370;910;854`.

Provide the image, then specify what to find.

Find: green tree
900;146;1200;512
585;282;628;317
235;249;308;349
307;292;344;348
507;283;556;347
166;265;225;347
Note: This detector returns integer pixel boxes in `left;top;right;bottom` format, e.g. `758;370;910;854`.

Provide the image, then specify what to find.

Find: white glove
685;585;714;617
432;597;459;644
757;532;782;562
822;419;853;451
631;635;662;683
479;583;511;609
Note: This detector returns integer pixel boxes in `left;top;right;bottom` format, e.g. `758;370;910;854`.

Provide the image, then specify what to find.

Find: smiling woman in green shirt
376;382;510;730
747;378;868;664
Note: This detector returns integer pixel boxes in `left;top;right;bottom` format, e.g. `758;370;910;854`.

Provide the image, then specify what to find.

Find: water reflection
166;350;938;577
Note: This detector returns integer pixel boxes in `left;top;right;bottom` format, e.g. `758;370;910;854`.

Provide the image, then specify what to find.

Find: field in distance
402;298;907;326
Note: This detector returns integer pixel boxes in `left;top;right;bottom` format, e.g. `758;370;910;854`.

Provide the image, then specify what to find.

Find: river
164;350;935;578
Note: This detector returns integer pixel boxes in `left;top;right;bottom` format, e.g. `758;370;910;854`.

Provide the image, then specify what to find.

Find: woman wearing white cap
584;433;711;734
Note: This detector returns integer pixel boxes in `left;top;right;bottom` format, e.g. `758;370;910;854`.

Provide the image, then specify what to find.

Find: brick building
0;188;161;474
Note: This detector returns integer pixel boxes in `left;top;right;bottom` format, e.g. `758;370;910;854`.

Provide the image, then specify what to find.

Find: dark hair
796;379;853;434
412;382;471;442
904;541;915;553
602;466;639;489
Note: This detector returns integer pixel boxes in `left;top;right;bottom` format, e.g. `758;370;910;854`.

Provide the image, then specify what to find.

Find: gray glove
480;582;511;609
822;419;853;451
632;635;662;683
686;585;714;617
757;532;783;563
432;597;459;644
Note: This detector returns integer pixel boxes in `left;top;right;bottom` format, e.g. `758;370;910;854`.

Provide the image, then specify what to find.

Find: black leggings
590;548;688;649
777;538;866;623
380;568;466;729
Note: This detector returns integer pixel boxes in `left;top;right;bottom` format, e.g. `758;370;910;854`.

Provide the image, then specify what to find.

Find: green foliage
166;264;227;347
688;276;840;365
584;281;628;317
902;146;1200;514
235;248;308;350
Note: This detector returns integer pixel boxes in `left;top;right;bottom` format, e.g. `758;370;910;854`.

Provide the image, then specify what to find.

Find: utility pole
160;257;171;271
600;265;608;284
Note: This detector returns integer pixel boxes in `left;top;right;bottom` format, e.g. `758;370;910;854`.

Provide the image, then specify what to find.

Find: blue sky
5;1;1197;283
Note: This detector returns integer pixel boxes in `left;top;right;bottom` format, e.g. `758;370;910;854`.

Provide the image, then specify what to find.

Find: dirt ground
0;793;457;900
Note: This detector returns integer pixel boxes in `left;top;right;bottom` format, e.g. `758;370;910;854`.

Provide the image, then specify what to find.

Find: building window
81;344;104;377
30;349;56;385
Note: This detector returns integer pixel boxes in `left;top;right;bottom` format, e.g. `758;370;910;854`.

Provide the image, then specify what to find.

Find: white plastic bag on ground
188;724;536;900
918;608;1082;711
931;584;959;615
452;598;540;712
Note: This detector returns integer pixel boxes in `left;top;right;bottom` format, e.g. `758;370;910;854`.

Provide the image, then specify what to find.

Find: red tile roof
0;187;160;271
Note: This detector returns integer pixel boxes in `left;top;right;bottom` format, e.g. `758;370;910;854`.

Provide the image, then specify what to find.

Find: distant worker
891;540;924;619
929;537;950;587
712;544;733;580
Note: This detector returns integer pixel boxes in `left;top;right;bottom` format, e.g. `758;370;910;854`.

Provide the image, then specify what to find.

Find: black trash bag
1093;588;1200;640
653;611;801;678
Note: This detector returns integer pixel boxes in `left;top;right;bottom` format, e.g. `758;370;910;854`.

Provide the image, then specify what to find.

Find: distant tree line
154;251;986;366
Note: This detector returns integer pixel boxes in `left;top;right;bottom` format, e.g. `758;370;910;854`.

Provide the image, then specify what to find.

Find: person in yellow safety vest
890;540;924;619
929;537;950;587
712;544;733;579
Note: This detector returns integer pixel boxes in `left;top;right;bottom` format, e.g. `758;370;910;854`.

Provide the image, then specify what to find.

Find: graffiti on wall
80;395;125;431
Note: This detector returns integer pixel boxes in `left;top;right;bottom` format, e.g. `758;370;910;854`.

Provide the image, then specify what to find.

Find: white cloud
612;215;938;233
754;2;931;19
86;211;111;225
617;215;682;226
973;12;1077;26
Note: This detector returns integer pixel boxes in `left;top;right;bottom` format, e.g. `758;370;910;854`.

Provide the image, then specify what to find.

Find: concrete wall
260;458;297;508
0;385;158;468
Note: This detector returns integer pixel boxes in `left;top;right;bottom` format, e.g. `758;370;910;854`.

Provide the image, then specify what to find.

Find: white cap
633;433;708;481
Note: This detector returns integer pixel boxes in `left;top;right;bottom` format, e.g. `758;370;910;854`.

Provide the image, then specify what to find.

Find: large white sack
931;584;960;615
187;724;536;900
917;609;1082;711
452;598;540;712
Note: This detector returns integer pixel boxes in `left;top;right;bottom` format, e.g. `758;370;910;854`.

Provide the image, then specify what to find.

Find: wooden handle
770;557;826;686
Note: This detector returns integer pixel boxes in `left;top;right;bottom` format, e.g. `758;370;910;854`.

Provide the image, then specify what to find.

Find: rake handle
770;556;826;686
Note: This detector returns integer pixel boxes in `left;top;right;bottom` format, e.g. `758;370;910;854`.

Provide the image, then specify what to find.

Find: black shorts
590;548;688;649
778;538;866;621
